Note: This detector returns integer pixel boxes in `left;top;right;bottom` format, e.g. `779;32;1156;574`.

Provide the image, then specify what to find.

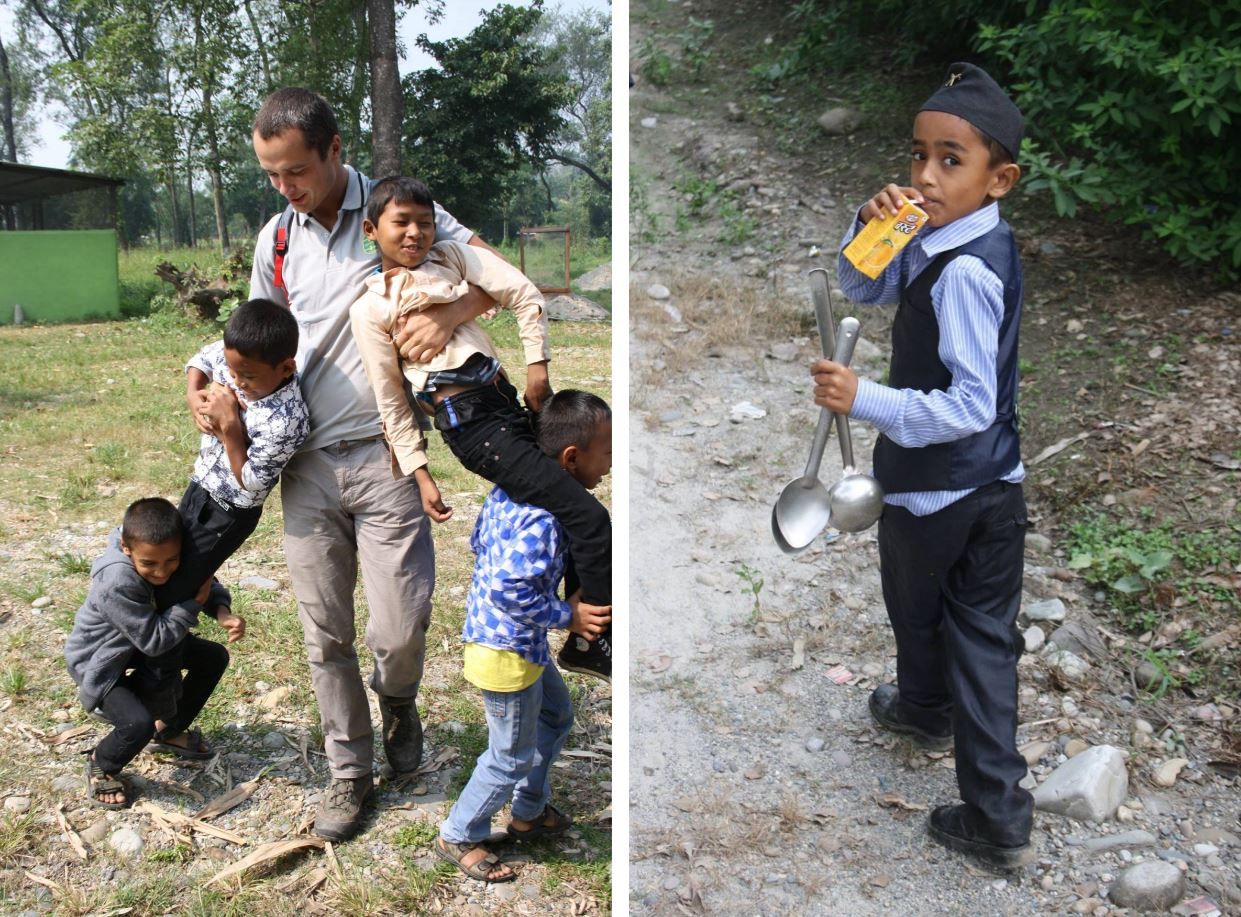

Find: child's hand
414;468;453;523
860;184;924;223
200;386;242;433
524;361;553;412
568;590;611;640
194;577;214;606
810;359;859;414
216;610;247;643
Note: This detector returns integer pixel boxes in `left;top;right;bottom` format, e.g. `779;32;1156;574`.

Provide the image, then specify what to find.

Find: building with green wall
0;163;125;324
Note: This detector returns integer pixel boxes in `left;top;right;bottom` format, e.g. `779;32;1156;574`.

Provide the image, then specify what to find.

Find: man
210;87;498;841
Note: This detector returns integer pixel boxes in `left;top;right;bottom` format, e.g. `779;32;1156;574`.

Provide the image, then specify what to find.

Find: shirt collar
916;201;1000;258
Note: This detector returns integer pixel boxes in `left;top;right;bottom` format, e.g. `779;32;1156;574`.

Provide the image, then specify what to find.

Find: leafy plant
1;667;29;697
736;564;765;623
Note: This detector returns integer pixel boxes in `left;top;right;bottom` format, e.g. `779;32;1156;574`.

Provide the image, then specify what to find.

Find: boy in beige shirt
350;178;612;680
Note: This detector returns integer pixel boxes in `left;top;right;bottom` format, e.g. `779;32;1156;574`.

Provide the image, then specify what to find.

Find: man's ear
988;162;1021;200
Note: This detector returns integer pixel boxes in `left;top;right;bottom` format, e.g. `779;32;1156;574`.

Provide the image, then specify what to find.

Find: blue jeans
440;664;574;844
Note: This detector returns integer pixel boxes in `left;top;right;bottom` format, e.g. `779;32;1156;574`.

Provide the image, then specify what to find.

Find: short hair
122;497;183;547
224;298;299;366
537;390;611;458
366;176;436;225
972;125;1014;167
253;88;339;160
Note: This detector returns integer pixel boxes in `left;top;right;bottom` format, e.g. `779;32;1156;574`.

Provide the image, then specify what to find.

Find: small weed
148;843;192;863
0;667;28;697
53;552;92;576
638;37;674;86
58;471;97;507
393;821;439;849
0;812;40;865
736;564;764;624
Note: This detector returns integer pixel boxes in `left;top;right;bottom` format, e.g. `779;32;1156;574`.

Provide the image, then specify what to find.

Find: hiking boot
312;775;374;841
928;804;1035;869
557;632;611;684
379;696;423;774
868;683;952;750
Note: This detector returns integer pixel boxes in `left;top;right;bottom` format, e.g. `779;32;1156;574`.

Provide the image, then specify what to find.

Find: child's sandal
147;726;214;760
506;802;572;841
435;837;516;883
83;754;131;810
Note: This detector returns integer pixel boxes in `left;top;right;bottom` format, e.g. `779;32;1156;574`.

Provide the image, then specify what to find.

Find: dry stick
54;805;88;862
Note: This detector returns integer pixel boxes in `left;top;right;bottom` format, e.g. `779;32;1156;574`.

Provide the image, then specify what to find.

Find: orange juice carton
842;199;929;279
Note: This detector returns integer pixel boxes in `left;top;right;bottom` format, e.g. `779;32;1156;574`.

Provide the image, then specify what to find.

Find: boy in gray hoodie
65;498;244;808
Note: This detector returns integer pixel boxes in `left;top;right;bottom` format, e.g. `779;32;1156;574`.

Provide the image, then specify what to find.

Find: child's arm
483;515;574;631
817;256;1006;446
215;388;310;497
350;292;431;477
445;243;553;410
98;574;207;657
835;183;925;306
200;386;250;483
186;346;218;436
394;286;499;365
567;590;611;639
412;467;453;523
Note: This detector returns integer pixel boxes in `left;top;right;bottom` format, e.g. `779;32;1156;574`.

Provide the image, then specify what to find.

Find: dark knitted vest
872;220;1022;494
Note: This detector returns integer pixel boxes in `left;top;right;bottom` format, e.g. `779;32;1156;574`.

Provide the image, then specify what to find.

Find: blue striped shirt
463;486;573;667
838;201;1024;516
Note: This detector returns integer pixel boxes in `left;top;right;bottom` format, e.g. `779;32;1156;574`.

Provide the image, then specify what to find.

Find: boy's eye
912;151;926;161
943;156;960;167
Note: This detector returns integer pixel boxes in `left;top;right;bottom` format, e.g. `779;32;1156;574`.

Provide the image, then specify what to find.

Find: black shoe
557;633;611;684
868;683;952;750
379;696;424;774
928;804;1034;869
312;775;375;841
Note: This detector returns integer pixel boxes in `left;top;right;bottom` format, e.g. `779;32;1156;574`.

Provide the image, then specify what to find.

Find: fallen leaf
874;792;927;811
650;655;674;674
1028;432;1090;466
46;724;94;745
195;775;262;820
204;837;325;887
870;874;892;887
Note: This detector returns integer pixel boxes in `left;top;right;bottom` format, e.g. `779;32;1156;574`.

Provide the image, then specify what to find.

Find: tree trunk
242;0;273;92
167;175;182;248
186;160;197;248
195;6;230;254
546;151;610;193
367;0;402;178
0;32;16;230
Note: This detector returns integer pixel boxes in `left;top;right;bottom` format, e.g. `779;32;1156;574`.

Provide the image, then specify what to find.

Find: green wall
0;230;121;323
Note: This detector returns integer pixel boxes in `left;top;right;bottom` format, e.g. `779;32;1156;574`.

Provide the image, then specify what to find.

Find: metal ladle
772;312;861;553
826;382;885;534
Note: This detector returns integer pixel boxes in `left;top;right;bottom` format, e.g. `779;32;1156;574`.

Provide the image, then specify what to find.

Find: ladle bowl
826;471;885;532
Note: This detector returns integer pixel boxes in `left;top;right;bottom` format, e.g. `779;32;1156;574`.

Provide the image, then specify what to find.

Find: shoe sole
558;661;611;684
868;695;952;751
928;821;1035;869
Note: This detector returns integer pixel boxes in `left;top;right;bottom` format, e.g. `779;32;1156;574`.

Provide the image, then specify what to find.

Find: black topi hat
919;62;1024;162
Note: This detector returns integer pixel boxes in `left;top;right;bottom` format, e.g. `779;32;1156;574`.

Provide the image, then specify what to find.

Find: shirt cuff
850;378;902;433
551;598;573;631
389;439;429;477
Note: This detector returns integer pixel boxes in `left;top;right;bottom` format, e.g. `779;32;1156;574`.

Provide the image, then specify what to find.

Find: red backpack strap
272;206;296;304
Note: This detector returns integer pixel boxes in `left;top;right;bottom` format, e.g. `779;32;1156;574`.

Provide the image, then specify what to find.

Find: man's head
222;298;299;401
120;497;183;587
363;176;438;271
537;391;612;491
252;88;344;217
912;63;1023;227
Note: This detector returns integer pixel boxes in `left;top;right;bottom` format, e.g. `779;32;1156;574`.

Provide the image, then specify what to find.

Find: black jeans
877;480;1032;837
93;634;229;774
434;376;611;608
153;480;263;610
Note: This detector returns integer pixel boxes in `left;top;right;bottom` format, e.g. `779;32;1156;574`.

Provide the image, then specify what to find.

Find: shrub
978;1;1241;279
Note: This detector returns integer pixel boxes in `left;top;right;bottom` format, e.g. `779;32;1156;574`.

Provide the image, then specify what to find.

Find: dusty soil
629;1;1240;914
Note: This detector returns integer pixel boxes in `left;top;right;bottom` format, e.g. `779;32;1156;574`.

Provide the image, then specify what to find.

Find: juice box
842;199;929;279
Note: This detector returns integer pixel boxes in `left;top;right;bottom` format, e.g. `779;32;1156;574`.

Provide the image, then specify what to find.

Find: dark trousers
877;480;1032;837
153;480;263;610
434;376;612;607
93;634;229;774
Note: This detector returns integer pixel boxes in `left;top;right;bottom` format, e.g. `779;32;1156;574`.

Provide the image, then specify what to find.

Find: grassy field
0;302;612;913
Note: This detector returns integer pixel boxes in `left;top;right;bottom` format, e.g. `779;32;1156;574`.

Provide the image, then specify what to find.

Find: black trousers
153;480;263;610
93;634;229;774
877;480;1032;836
434;376;612;609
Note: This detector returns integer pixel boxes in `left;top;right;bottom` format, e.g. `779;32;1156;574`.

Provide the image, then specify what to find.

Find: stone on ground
1108;859;1185;910
1033;744;1128;822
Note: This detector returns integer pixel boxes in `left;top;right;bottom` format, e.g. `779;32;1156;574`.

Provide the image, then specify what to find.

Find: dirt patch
629;1;1240;913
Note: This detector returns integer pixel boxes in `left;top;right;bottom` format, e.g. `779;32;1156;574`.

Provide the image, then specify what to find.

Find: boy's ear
279;356;297;377
988;162;1021;200
120;540;133;558
362;217;378;239
558;444;579;474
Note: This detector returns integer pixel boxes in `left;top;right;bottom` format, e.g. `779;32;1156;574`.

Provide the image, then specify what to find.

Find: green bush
979;1;1241;278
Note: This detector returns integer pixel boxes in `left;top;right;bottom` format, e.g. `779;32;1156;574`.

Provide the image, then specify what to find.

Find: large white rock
1025;597;1067;622
109;827;144;859
1108;860;1185;910
1033;744;1128;822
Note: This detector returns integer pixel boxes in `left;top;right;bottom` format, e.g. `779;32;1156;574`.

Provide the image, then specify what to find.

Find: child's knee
115;717;156;747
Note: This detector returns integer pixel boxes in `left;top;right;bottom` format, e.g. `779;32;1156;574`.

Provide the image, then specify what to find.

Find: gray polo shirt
249;165;472;451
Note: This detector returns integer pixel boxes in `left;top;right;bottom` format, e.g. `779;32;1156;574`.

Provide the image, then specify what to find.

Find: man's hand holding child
394;286;498;365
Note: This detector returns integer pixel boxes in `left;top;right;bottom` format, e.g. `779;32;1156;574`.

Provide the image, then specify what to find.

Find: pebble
32;596;52;608
109;827;144;859
1082;830;1156;852
262;731;287;749
804;737;825;753
4;796;31;813
830;749;852;768
1025;597;1067;622
646;283;670;300
1193;843;1219;857
640;116;658;128
239;575;278;590
80;819;109;845
1152;757;1188;787
1023;625;1046;653
1064;739;1089;758
1109;860;1185;910
258;686;292;711
52;775;81;793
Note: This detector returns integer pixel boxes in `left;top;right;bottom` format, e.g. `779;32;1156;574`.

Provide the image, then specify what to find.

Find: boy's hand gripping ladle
772;308;860;553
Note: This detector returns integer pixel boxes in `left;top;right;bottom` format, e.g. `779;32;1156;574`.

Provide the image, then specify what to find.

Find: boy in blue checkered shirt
436;390;612;883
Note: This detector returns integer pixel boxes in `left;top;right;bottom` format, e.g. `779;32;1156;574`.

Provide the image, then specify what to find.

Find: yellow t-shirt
462;643;543;692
